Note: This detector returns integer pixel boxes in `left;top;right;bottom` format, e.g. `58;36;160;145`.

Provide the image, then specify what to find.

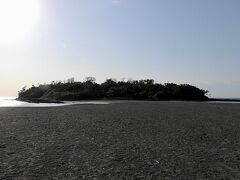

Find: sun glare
0;0;39;43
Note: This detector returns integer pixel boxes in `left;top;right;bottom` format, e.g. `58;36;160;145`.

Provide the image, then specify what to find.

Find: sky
0;0;240;98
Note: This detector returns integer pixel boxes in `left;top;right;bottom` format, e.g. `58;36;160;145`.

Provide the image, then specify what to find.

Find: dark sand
1;101;240;179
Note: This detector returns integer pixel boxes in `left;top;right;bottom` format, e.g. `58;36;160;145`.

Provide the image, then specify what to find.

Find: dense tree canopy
18;78;209;101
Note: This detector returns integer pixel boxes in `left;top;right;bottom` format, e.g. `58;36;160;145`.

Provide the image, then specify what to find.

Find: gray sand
1;101;240;179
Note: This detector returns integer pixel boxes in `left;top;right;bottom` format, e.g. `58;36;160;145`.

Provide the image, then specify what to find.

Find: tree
85;76;96;83
67;77;74;83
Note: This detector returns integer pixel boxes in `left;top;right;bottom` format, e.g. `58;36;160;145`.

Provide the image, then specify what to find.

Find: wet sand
1;101;240;179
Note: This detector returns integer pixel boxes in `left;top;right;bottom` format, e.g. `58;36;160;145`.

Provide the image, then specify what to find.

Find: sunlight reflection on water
1;97;239;107
0;97;110;107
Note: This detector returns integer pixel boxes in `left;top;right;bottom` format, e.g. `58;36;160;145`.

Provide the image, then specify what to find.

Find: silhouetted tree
85;76;96;83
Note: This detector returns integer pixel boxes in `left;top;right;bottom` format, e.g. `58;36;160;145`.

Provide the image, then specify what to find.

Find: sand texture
1;101;240;179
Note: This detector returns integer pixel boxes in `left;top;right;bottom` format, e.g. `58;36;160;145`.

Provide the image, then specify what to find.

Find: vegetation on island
18;77;209;102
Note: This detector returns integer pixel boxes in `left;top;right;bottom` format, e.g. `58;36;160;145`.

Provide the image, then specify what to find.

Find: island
17;78;209;103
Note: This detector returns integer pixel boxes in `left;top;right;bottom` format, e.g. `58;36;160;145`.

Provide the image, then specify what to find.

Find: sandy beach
1;101;240;179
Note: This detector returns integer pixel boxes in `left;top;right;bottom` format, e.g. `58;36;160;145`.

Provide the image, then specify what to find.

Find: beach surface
1;101;240;179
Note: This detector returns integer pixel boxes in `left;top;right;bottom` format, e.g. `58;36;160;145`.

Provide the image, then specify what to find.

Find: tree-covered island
18;77;209;103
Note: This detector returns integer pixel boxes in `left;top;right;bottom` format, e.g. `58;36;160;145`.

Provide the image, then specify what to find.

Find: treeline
18;77;209;101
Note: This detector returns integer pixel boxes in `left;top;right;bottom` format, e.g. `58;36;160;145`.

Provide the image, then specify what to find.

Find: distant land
17;77;209;103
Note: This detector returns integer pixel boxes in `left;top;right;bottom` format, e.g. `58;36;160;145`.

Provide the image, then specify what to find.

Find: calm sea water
0;97;109;107
1;97;240;107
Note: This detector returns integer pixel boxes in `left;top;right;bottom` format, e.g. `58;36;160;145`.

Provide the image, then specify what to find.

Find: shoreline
16;98;64;104
15;97;240;104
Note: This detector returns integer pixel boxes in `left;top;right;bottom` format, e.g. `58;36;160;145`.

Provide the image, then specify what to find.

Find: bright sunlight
0;0;39;43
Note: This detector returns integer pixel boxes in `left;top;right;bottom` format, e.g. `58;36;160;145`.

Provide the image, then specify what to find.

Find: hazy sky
0;0;240;97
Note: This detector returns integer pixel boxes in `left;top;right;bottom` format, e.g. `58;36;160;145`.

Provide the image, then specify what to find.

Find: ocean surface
1;97;240;107
0;97;109;107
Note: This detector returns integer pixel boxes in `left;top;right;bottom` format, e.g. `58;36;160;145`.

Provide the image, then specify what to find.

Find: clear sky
0;0;240;98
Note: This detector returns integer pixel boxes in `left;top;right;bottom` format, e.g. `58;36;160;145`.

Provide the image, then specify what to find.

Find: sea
0;97;109;107
1;97;240;107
